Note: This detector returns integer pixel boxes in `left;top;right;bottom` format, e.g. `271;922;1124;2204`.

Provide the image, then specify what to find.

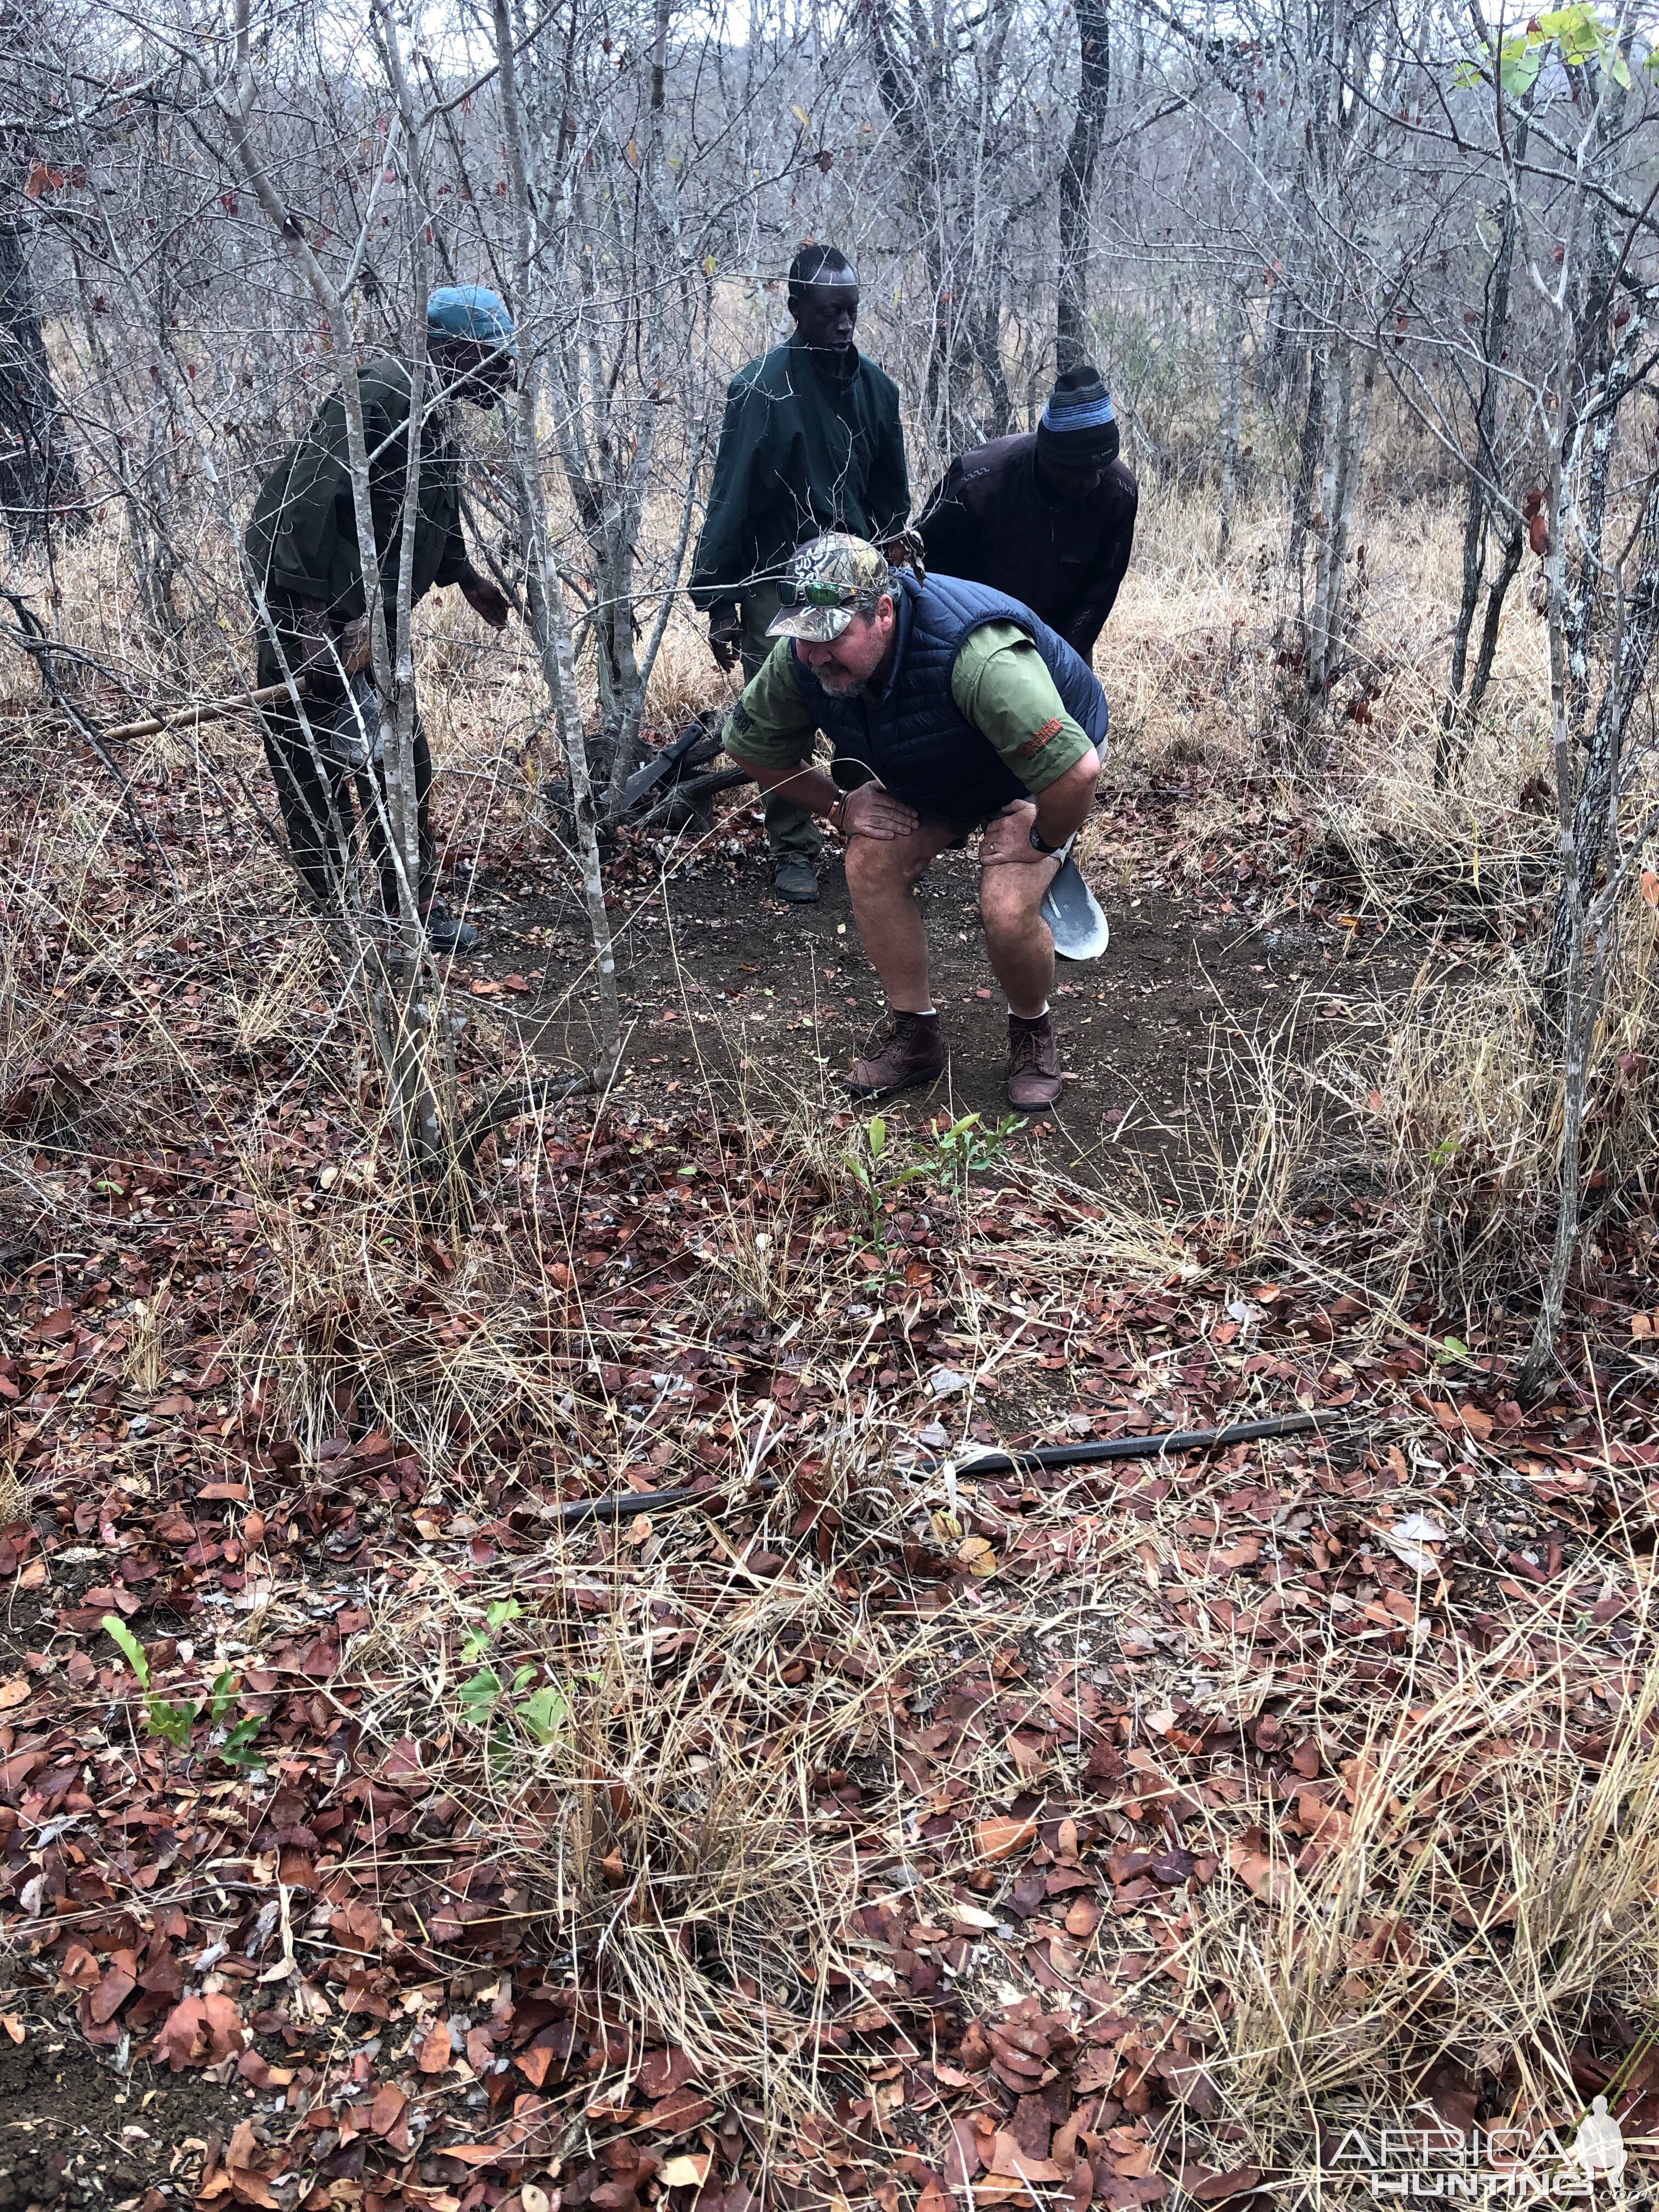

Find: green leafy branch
843;1110;1025;1254
1455;5;1637;96
928;1109;1025;1180
844;1114;928;1246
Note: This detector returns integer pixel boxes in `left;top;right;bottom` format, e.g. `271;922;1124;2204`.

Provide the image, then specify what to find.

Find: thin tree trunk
0;193;84;546
1519;92;1594;1397
1463;521;1525;723
1438;467;1489;786
1057;0;1110;374
1304;336;1373;715
1542;457;1659;1013
492;0;620;1076
1217;276;1242;560
218;0;446;1175
599;0;675;815
1561;67;1628;748
1286;325;1325;592
359;8;450;1171
1435;106;1527;787
605;385;713;824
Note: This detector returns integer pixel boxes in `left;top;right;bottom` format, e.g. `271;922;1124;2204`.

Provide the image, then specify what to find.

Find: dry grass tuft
0;1464;27;1525
312;1448;977;2133
1186;995;1325;1257
1181;1641;1659;2182
1107;484;1561;933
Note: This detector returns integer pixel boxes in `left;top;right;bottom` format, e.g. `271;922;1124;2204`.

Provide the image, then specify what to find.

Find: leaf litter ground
3;742;1658;2212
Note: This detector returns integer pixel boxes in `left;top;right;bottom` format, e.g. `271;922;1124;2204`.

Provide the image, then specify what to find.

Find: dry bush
643;613;735;736
1309;898;1659;1302
1105;479;1567;946
1304;489;1553;921
1099;483;1284;782
1184;994;1326;1257
1069;892;1659;1317
308;1408;973;2130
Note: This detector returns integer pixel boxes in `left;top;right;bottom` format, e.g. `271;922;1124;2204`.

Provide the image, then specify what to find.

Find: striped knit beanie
1036;364;1119;466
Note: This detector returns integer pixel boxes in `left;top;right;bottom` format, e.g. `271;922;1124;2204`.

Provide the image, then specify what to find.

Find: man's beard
814;662;865;695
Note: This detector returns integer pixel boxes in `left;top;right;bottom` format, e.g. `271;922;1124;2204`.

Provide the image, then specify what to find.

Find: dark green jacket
690;337;909;616
244;355;470;619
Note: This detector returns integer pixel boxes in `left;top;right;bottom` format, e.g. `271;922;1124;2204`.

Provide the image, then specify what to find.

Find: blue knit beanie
427;285;516;354
1037;364;1119;466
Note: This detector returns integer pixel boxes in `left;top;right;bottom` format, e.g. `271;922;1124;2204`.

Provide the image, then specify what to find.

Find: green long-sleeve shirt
690;337;910;616
244;355;471;620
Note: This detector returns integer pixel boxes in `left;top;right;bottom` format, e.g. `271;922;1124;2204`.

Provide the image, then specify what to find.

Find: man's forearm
691;577;741;619
1065;590;1118;656
738;758;839;816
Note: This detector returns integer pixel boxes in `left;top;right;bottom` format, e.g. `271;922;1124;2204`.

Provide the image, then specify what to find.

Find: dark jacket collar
786;332;861;386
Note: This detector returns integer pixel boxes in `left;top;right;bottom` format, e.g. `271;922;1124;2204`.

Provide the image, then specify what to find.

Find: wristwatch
1029;824;1060;855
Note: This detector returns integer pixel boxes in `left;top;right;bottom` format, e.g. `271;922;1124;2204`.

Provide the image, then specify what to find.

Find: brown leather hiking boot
846;1011;945;1099
1006;1011;1062;1108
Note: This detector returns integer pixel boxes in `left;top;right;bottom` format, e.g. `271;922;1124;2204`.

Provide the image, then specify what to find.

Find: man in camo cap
719;532;1108;1109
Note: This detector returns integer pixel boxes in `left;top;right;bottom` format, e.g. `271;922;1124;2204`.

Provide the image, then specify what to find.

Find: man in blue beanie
917;364;1137;665
244;286;516;953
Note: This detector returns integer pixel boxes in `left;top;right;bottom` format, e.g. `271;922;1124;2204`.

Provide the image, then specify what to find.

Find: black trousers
254;606;434;918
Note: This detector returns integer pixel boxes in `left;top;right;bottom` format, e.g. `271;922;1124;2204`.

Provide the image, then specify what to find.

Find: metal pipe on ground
541;1409;1335;1528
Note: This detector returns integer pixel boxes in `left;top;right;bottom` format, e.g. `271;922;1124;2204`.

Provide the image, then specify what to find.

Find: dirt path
448;819;1427;1181
0;2023;245;2209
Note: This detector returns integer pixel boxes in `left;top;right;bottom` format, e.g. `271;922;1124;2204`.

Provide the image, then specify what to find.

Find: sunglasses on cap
777;579;869;610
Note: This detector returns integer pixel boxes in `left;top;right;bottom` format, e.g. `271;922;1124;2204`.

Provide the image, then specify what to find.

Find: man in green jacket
244;285;514;953
690;244;910;905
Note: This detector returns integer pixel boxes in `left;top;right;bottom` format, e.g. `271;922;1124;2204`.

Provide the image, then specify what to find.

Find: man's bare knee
847;838;927;896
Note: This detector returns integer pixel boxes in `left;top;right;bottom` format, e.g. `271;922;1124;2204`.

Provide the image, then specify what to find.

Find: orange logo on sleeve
1017;716;1063;761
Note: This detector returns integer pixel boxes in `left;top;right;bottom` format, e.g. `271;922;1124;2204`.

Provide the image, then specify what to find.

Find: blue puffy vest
791;571;1109;820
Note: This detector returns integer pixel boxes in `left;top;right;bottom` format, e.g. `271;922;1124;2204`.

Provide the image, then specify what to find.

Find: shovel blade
1042;855;1110;962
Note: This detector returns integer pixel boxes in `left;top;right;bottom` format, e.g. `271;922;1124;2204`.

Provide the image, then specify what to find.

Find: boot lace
1008;1021;1048;1075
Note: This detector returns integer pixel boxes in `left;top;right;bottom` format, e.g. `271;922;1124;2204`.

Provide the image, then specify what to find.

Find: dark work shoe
1006;1011;1062;1108
847;1011;945;1100
773;860;820;904
425;912;480;956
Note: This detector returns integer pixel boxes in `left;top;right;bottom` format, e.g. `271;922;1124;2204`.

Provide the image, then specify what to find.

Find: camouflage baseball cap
766;533;892;642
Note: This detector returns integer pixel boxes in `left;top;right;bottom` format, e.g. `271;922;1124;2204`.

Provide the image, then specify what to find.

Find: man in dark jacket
917;364;1136;664
720;534;1107;1107
245;285;514;952
690;245;910;904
